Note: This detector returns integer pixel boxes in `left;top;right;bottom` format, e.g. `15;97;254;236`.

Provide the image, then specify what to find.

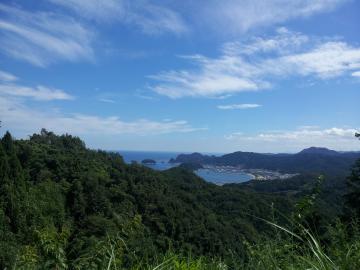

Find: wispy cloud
0;84;74;101
225;126;360;152
0;1;188;66
48;0;125;23
0;96;205;137
0;71;204;139
126;3;188;35
0;72;203;137
150;28;360;98
223;27;309;55
0;69;17;82
0;71;74;101
0;72;205;135
0;3;94;67
217;104;262;110
200;0;348;34
149;70;261;99
99;98;116;103
275;41;360;78
49;0;188;35
352;71;360;77
48;0;346;36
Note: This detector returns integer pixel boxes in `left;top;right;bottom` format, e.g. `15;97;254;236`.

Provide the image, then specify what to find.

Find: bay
118;151;253;184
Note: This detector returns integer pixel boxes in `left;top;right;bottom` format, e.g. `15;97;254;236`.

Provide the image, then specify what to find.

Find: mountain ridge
169;147;360;175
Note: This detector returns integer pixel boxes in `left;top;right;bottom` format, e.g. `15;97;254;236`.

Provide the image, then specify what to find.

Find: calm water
119;150;181;170
195;168;253;185
118;151;253;184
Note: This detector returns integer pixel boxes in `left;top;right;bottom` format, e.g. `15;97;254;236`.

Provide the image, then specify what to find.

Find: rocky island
141;158;156;165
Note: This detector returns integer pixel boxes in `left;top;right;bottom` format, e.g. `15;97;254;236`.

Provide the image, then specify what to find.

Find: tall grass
16;216;360;269
96;219;360;270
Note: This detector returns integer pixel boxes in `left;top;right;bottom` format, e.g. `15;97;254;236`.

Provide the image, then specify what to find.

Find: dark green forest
1;129;360;269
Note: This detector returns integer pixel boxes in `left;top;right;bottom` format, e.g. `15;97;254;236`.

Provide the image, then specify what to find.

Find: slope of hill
0;130;292;269
1;130;359;269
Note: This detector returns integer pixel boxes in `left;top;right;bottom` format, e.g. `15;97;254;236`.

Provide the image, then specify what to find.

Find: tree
2;131;14;154
344;134;360;218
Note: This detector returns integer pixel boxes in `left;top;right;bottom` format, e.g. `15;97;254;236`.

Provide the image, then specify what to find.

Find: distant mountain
298;147;339;156
169;148;360;176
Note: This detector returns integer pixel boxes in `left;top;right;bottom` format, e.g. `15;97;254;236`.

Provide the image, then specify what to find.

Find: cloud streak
352;71;360;77
0;71;204;137
49;0;188;35
0;71;204;141
99;98;116;104
0;3;94;67
0;96;204;137
49;0;125;23
217;104;262;110
0;70;74;101
0;69;17;82
200;0;348;34
0;84;74;101
0;1;188;66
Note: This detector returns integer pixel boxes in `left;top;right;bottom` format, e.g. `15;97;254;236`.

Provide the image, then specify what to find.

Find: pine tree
0;132;27;233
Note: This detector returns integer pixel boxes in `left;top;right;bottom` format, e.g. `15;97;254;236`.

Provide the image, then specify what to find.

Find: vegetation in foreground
0;129;359;269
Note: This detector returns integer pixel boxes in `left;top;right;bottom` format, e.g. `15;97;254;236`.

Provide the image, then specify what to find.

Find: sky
0;0;359;153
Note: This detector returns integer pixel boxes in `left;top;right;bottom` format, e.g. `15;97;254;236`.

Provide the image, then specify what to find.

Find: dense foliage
0;129;292;269
1;129;359;269
344;133;360;219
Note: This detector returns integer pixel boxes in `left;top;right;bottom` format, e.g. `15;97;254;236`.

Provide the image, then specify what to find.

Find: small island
141;158;156;165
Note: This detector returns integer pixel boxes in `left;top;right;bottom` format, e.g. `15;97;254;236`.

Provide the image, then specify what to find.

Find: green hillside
1;129;360;269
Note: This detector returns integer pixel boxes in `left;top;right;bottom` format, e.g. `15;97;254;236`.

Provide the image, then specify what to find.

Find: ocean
118;150;181;170
118;150;253;185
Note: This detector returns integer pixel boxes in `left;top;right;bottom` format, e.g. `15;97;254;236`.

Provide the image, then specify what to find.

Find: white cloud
0;3;94;67
217;104;262;110
149;70;262;99
200;0;347;34
225;126;360;152
150;28;360;98
0;69;17;82
0;1;188;66
0;71;74;101
278;42;360;78
99;98;116;103
0;72;203;138
48;0;346;36
223;27;309;55
0;83;74;101
49;0;125;23
129;4;188;35
49;0;188;35
352;71;360;77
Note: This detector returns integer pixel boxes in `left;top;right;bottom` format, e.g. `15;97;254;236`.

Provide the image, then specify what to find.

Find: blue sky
0;0;359;153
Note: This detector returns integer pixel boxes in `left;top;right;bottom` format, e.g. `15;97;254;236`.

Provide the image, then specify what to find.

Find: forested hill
0;129;292;269
170;148;360;175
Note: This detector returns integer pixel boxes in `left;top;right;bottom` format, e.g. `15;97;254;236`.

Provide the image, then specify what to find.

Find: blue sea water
118;151;253;185
195;168;253;185
119;150;181;170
